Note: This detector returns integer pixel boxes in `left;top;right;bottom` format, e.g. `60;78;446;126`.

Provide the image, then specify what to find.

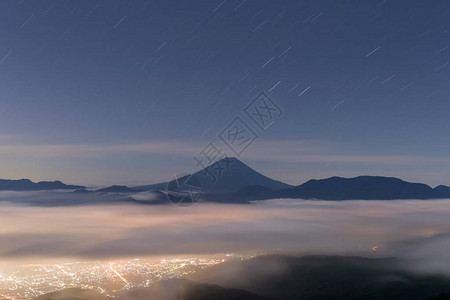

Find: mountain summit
133;157;291;194
191;157;291;193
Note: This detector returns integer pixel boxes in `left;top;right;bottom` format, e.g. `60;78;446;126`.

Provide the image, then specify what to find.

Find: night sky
0;0;449;186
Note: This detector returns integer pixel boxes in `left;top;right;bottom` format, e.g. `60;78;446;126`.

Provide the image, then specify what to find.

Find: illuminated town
0;254;250;300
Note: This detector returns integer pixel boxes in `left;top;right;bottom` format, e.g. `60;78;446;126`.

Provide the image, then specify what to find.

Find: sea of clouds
0;191;449;276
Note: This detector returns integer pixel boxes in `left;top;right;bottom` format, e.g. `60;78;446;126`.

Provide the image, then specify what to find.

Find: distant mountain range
113;158;450;201
3;158;450;202
0;179;85;191
281;176;445;199
219;175;450;202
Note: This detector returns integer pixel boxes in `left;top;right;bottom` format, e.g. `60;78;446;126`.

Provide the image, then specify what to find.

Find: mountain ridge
203;173;450;202
278;175;447;200
189;254;450;300
3;158;450;202
131;157;291;193
0;179;85;191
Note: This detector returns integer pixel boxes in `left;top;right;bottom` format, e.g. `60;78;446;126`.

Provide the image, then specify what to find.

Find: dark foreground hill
119;279;270;300
34;255;450;300
189;255;450;300
33;280;270;300
426;293;450;300
34;288;108;300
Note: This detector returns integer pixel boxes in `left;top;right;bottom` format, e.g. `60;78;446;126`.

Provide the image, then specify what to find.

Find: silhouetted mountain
279;176;444;200
34;280;270;300
216;175;448;202
236;185;274;197
204;185;275;204
95;185;134;193
5;162;450;204
190;255;450;300
0;179;85;191
130;159;448;202
118;279;270;300
132;157;291;194
434;185;450;197
132;182;167;192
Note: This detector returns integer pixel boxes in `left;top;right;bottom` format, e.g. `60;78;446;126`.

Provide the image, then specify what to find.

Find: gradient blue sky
0;0;449;186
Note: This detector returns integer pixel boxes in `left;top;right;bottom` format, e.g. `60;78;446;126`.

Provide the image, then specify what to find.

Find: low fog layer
0;191;449;276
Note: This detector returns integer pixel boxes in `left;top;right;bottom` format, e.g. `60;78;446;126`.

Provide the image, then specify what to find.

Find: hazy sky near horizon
0;0;449;186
